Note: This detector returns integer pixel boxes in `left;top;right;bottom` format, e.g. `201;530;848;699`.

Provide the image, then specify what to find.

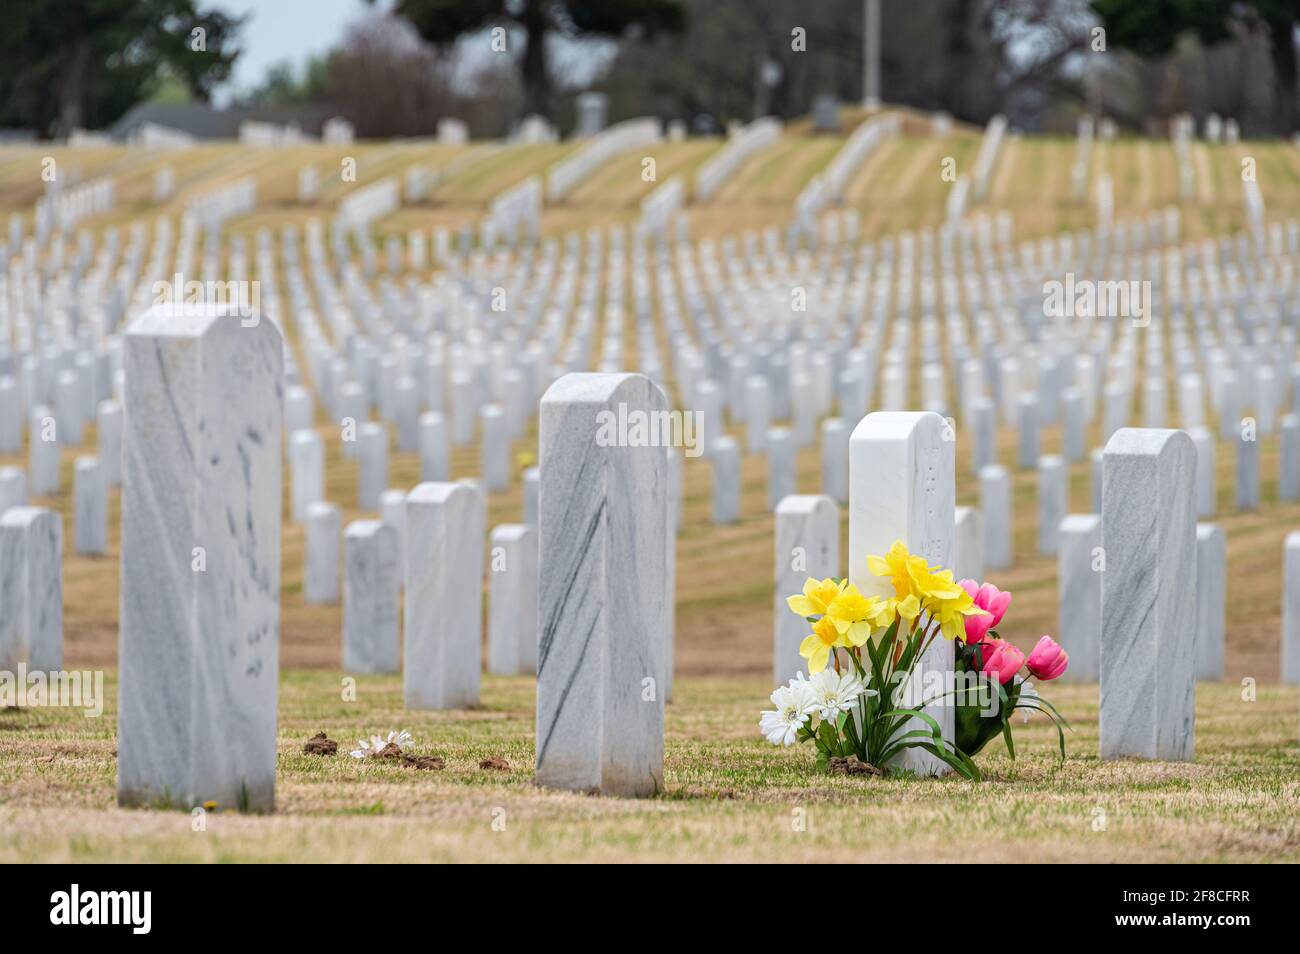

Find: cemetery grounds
1;112;1298;862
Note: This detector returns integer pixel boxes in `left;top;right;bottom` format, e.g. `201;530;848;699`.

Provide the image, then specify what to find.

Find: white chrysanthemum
806;668;874;720
758;677;817;746
350;729;414;759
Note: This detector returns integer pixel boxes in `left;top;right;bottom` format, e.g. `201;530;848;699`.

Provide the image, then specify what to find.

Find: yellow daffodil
825;583;892;646
786;577;846;619
799;616;845;674
867;541;930;602
886;592;922;626
927;584;989;641
867;541;973;631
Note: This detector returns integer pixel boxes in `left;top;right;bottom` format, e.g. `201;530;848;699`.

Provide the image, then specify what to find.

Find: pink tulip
1026;635;1069;680
979;639;1024;685
958;580;1012;644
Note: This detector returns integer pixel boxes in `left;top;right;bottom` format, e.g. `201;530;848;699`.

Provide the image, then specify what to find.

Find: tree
599;0;1092;132
0;0;243;136
1092;0;1300;132
324;15;457;138
238;55;332;108
386;0;687;120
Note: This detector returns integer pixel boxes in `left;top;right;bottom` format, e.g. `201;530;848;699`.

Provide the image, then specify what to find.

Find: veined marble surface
117;305;282;811
536;373;666;796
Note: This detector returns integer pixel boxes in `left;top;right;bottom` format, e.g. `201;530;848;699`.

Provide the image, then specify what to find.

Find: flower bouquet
759;541;1069;781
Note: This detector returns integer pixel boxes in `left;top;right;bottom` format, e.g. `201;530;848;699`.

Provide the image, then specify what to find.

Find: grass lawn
5;122;1300;861
0;673;1296;862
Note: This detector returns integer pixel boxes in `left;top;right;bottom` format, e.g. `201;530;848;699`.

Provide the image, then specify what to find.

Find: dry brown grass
4;132;1300;860
0;675;1295;862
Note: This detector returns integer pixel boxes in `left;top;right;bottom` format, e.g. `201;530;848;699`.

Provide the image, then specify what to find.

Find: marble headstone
1099;428;1195;761
117;306;282;811
1057;513;1101;682
304;501;340;604
850;411;955;776
536;373;666;796
343;520;400;673
488;523;539;676
404;482;485;709
0;506;63;672
1194;523;1225;682
774;495;840;684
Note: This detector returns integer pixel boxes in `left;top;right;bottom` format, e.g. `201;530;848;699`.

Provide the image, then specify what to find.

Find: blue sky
207;0;613;104
210;0;381;103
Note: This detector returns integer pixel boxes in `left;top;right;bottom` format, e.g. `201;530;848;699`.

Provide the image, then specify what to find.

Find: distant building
108;102;340;142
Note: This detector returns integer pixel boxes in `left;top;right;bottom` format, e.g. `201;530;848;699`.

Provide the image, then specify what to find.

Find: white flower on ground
350;729;414;759
758;676;817;746
806;668;874;720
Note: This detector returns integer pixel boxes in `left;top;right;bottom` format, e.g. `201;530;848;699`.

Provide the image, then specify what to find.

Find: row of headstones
772;493;1240;691
296;478;542;683
775;414;1300;771
111;310;680;804
94;304;1300;808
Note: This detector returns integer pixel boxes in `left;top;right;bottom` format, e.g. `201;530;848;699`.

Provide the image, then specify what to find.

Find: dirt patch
402;755;445;770
828;755;884;776
303;732;338;756
479;757;510;771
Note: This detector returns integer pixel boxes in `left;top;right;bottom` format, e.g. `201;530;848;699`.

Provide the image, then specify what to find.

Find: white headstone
1194;523;1225;681
952;506;983;583
774;495;840;684
343;520;400;673
117;306;282;810
979;464;1011;570
304;501;340;604
1100;428;1196;761
1284;532;1300;685
404;482;485;708
850;411;955;775
536;373;666;796
488;524;539;675
73;456;106;555
288;429;324;522
0;506;62;673
1057;513;1101;682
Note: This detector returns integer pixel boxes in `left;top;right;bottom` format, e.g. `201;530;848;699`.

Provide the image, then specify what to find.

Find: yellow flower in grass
799;616;845;674
825;583;892;646
786;577;846;619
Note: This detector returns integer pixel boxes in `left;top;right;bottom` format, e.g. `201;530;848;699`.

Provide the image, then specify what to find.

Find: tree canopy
0;0;243;136
388;0;686;119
